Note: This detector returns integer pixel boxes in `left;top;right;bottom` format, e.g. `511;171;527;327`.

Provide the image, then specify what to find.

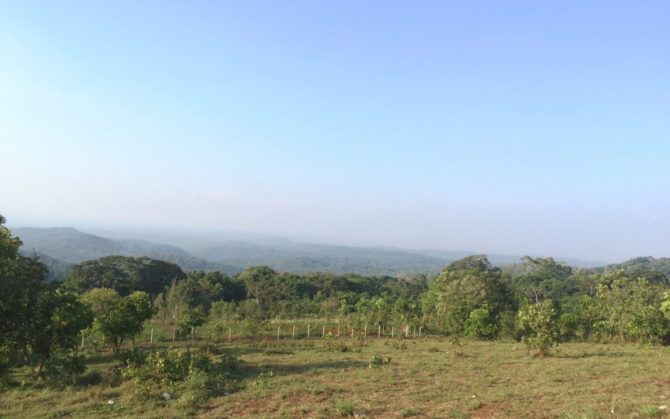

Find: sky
1;1;668;262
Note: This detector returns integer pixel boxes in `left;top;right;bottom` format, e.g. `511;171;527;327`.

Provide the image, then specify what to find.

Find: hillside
14;226;607;279
14;227;239;280
194;241;449;276
13;227;453;277
590;256;670;284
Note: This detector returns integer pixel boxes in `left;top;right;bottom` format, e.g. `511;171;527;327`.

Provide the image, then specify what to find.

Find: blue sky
1;1;668;261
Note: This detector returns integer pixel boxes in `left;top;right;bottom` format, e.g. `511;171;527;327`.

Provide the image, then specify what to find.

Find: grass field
2;337;670;418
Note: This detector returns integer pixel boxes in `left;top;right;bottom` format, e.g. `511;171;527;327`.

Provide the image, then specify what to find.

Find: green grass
3;338;670;417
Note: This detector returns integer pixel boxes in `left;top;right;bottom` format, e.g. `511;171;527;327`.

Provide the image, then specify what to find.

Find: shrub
449;336;464;357
400;408;422;418
322;333;350;352
464;305;498;339
518;301;559;356
180;369;209;407
41;351;87;386
368;355;391;368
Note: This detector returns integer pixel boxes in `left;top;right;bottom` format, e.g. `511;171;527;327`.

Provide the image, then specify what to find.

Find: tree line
3;214;670;384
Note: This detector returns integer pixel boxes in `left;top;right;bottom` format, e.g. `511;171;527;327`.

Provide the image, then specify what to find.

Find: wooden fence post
378;324;381;338
150;327;154;344
322;325;326;338
277;326;281;340
307;324;311;339
228;327;232;342
391;327;394;338
292;324;296;339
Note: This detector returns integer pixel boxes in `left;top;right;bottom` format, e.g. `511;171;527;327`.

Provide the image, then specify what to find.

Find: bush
464;305;498;339
368;355;391;368
117;348;238;403
518;301;559;356
41;351;87;386
322;333;350;352
180;369;209;407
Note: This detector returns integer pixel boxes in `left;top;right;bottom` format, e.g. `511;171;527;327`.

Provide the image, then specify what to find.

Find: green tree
593;271;668;343
66;256;186;296
0;216;47;376
518;300;559;356
83;289;153;354
29;290;93;375
1;216;93;382
422;256;516;335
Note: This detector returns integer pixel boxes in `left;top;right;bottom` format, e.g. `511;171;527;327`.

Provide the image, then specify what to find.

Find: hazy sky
1;1;669;262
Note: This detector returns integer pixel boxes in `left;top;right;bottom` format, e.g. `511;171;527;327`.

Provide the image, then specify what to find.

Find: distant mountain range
13;226;605;281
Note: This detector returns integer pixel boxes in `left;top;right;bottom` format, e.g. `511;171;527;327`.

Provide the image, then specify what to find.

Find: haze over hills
12;226;608;282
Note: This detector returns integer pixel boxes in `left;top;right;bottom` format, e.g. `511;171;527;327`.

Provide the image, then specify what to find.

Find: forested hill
589;256;670;283
14;227;239;280
14;226;609;281
13;227;453;279
194;241;449;276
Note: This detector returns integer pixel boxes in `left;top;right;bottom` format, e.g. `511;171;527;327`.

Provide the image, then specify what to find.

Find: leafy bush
464;305;498;339
180;369;209;407
518;301;559;356
41;351;87;386
118;348;238;403
322;333;350;352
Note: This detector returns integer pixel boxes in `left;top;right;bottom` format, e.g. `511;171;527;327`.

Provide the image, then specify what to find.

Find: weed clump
322;333;350;352
368;355;391;368
334;398;355;416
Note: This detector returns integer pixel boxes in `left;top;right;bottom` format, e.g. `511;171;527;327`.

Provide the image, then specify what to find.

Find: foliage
518;301;559;356
368;355;391;368
0;216;92;383
84;289;154;354
422;257;516;335
322;333;350;352
65;255;186;296
464;305;498;339
335;398;355;416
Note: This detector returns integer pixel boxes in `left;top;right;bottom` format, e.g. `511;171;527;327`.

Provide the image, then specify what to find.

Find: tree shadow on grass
235;359;369;379
553;351;627;359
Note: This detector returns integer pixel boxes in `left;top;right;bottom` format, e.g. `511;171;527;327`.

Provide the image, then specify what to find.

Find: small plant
400;407;422;417
127;377;154;402
640;405;665;418
449;336;464;357
322;332;350;352
180;369;209;407
335;398;355;416
392;338;408;350
368;355;391;368
466;399;482;410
